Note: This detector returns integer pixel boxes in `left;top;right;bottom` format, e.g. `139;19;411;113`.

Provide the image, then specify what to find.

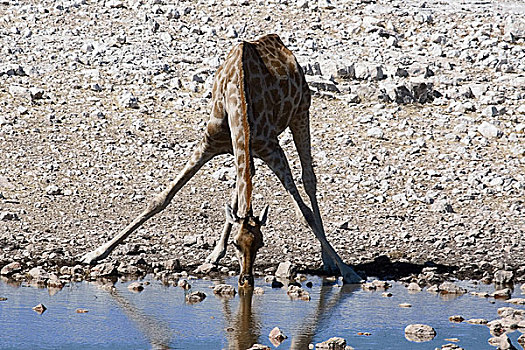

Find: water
0;276;523;349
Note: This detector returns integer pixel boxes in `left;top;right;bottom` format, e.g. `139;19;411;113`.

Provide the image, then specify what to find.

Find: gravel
0;0;524;285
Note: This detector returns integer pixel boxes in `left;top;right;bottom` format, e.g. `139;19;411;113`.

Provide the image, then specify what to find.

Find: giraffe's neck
233;43;253;218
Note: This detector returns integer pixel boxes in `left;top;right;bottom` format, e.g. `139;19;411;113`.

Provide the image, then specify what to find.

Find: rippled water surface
0;276;523;349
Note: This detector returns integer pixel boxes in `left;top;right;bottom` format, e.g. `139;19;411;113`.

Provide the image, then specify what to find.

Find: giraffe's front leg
205;220;233;264
205;194;238;265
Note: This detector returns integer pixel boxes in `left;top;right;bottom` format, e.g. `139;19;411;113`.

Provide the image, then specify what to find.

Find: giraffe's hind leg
289;111;338;273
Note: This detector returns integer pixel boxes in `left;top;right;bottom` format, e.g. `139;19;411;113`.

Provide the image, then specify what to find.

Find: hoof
78;251;103;265
341;267;364;284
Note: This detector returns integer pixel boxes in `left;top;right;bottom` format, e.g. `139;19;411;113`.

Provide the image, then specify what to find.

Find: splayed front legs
80;141;216;265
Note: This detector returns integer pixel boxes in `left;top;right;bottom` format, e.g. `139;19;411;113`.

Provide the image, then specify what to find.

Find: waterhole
0;276;523;349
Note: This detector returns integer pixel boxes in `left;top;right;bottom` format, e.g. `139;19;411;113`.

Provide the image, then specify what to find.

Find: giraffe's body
81;34;362;286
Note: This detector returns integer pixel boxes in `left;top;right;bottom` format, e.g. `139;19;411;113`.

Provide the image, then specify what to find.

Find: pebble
213;284;236;296
268;326;287;344
32;303;47;314
478;121;502;139
178;279;191;290
494;270;514;284
275;261;296;280
448;315;464;323
128;282;144;292
287;285;310;301
315;337;347;350
492;288;512;299
1;262;22;276
438;282;467;295
367;127;384;139
466;318;488;325
185;291;206;304
407;282;422;292
404;324;436;342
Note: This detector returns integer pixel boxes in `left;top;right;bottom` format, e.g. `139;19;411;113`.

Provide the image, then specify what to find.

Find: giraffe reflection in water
104;278;358;350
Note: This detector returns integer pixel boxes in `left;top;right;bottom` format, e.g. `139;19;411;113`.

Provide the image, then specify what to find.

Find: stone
213;284;236;296
45;185;62;195
106;0;125;8
8;85;29;99
439;344;464;350
404;324;436;342
411;82;435;103
194;263;215;274
430;199;454;213
505;298;525;305
482;106;499;118
504;15;525;41
32;303;47;314
186;291;206;304
164;259;180;271
478;121;502;139
247;345;271;350
380;84;414;104
90;263;117;277
367;127;384;139
178;279;191;290
372;280;391;289
275;261;296;280
399;303;412;308
494;270;514;284
269;326;287;345
407;282;422;291
438;282;467;294
466;318;488;324
47;275;64;289
287;285;310;301
1;262;22;275
448;315;464;322
308;79;340;93
128;282;144;292
315;337;347;350
28;267;49;281
354;63;369;80
488;334;517;350
253;287;265;295
29;87;44;100
492;288;512;299
119;91;139;109
76;308;89;313
517;334;525;348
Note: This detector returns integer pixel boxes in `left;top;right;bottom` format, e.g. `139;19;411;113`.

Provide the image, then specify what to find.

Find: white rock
478;121;502;139
367;127;384;139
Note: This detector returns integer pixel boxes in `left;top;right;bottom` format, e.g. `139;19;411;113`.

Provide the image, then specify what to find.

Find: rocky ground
0;0;524;287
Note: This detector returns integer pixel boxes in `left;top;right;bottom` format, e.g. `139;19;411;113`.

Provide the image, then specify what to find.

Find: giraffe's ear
258;205;269;226
225;204;240;224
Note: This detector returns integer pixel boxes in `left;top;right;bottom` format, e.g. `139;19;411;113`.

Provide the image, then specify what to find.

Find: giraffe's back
206;34;310;156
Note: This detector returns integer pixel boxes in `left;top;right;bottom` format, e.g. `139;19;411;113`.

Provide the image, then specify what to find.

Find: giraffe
80;34;363;287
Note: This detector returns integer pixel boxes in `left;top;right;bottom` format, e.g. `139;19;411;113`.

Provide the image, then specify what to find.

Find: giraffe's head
225;204;269;288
